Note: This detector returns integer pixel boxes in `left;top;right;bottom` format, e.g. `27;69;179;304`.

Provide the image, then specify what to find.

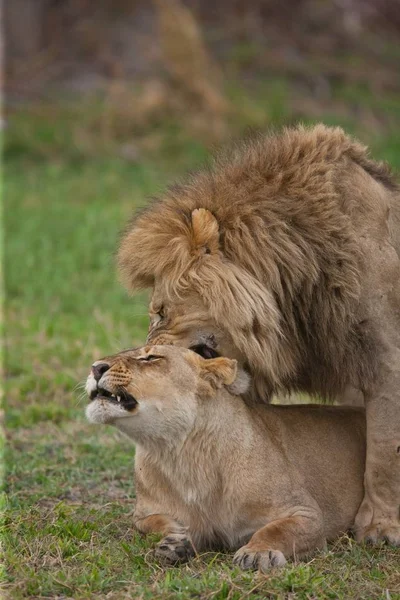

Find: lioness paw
155;533;195;565
233;546;286;572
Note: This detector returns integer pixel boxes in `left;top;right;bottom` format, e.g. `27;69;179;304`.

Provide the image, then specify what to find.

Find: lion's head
118;207;290;400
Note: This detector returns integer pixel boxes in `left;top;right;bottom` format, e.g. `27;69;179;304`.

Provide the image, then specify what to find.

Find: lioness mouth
90;387;138;410
190;344;220;360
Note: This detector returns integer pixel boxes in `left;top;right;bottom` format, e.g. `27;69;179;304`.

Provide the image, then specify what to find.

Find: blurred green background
4;1;400;598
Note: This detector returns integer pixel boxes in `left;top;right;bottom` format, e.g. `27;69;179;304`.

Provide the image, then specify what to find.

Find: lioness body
118;125;400;544
86;346;365;569
134;403;365;553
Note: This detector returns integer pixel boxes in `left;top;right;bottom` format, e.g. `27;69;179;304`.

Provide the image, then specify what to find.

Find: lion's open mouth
190;344;220;359
90;387;138;411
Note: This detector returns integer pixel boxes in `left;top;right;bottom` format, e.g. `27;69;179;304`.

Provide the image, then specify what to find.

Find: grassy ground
4;82;400;598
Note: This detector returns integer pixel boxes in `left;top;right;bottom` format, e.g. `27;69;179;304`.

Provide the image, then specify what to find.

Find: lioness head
85;345;248;444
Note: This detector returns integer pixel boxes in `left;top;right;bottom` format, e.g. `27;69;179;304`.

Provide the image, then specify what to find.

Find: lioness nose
92;362;110;382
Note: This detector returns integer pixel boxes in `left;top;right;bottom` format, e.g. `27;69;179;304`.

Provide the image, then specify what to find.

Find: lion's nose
91;362;110;382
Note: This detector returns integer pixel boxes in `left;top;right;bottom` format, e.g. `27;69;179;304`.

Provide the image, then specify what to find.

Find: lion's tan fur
85;345;366;568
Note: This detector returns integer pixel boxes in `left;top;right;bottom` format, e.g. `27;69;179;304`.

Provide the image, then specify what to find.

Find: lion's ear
191;208;219;254
200;357;237;388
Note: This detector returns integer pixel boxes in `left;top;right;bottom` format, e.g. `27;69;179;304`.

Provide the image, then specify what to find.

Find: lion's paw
155;533;195;565
355;500;400;546
356;522;400;546
233;546;286;572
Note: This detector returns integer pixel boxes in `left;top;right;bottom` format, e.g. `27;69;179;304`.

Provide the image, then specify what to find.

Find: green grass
4;81;400;598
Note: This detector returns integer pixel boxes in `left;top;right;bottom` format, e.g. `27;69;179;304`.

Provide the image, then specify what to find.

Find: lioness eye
138;355;162;362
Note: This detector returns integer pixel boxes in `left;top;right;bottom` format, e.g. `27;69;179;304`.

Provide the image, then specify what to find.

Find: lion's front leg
135;514;196;564
233;513;326;572
355;355;400;546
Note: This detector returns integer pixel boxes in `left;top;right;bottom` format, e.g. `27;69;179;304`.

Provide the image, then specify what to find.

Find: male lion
85;345;366;570
118;125;400;545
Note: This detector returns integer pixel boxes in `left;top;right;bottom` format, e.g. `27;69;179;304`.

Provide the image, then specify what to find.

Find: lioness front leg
233;514;326;572
135;514;195;564
355;358;400;546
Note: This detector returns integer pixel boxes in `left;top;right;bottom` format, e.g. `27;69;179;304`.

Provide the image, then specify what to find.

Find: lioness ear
191;208;219;254
201;357;237;388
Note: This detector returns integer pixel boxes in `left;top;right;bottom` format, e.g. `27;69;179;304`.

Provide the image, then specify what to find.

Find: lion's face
85;345;239;444
147;283;244;363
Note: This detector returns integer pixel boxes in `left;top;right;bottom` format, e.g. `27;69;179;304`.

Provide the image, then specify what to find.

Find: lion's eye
138;355;163;362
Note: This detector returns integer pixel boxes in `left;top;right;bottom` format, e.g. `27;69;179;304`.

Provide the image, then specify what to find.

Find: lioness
118;125;400;545
85;345;365;570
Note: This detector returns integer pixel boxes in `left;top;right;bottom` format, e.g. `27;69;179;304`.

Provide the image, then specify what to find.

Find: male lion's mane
118;125;397;400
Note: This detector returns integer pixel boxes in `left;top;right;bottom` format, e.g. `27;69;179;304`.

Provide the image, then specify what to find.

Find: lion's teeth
117;395;121;403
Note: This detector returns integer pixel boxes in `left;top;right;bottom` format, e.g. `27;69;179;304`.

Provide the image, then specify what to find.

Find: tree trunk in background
152;0;228;116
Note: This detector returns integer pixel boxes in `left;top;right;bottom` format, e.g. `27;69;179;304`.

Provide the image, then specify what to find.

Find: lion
85;344;366;570
117;124;400;545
